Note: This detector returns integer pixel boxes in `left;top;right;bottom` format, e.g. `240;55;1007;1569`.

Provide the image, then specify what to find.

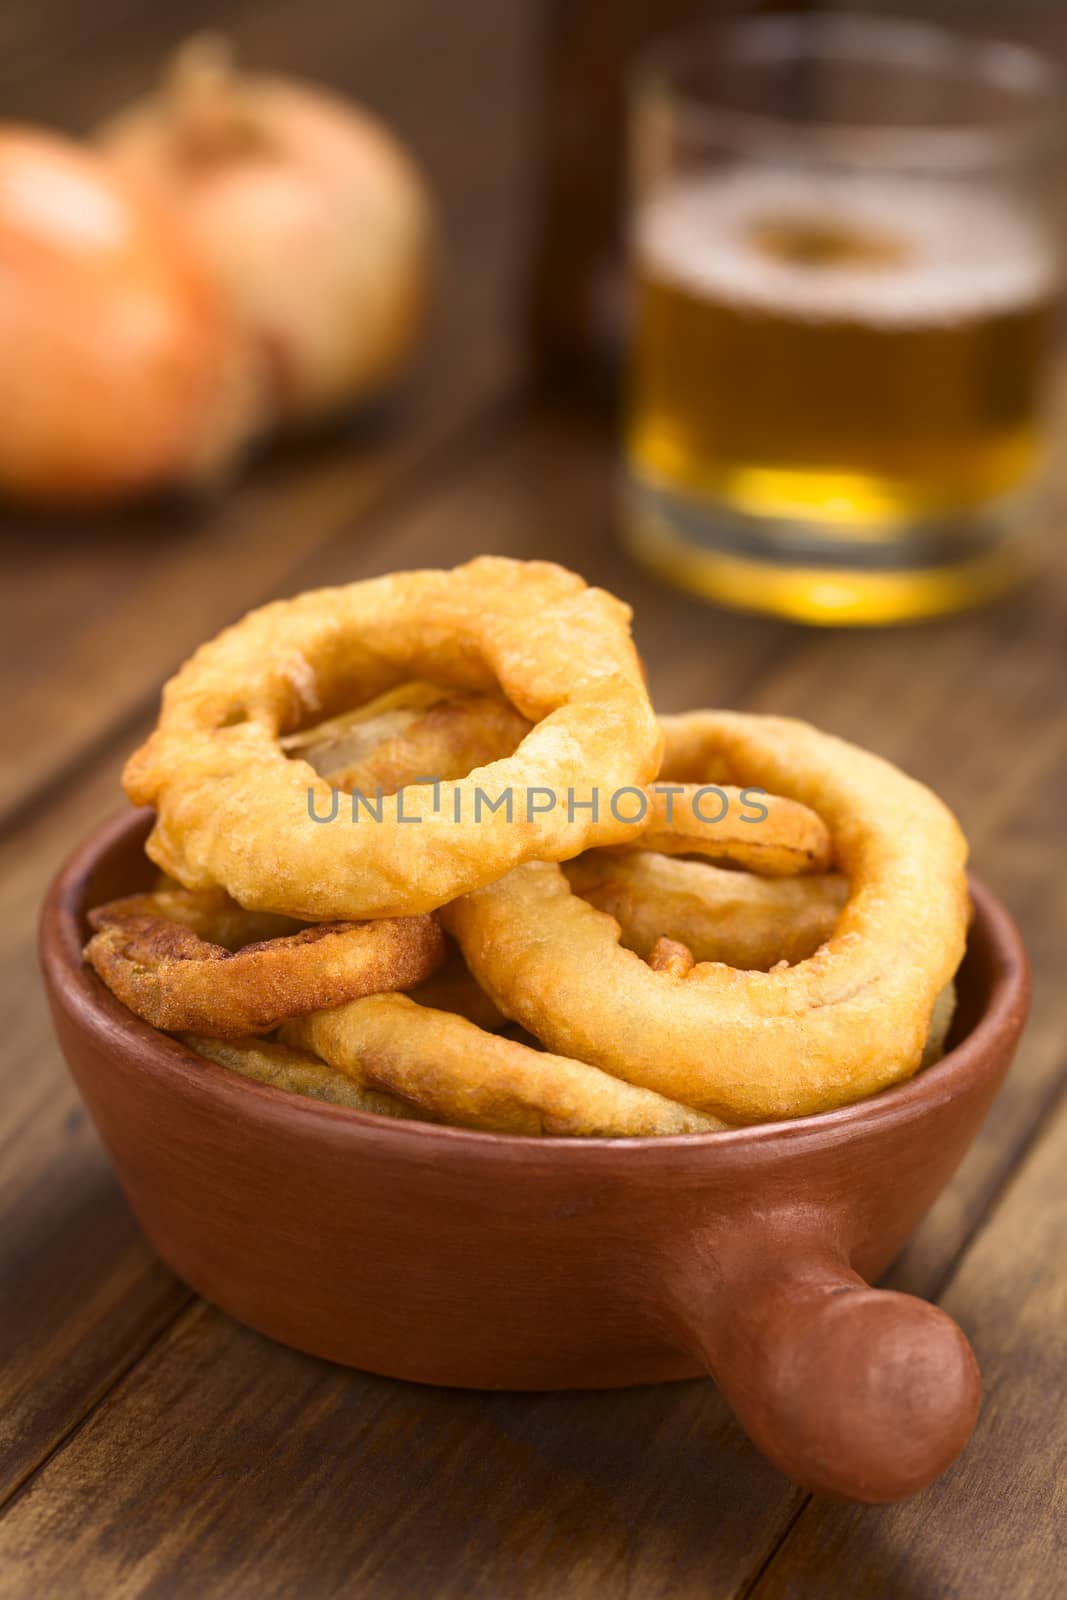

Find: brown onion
0;126;262;506
98;36;435;425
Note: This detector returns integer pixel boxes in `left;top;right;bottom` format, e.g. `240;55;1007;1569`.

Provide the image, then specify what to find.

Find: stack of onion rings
83;560;969;1136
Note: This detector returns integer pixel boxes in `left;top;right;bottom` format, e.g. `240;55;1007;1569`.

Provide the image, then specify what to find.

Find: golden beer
626;170;1057;621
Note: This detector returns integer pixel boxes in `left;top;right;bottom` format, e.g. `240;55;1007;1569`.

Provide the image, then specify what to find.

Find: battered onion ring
283;682;531;795
124;558;661;918
181;1035;422;1120
282;995;726;1137
607;784;833;875
445;711;969;1123
85;893;445;1036
565;854;848;970
293;684;831;874
94;885;303;948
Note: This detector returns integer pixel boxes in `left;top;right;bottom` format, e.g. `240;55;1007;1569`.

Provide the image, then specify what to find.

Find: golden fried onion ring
124;558;661;919
97;882;302;947
565;853;848;970
283;995;725;1137
292;681;832;876
606;783;833;875
445;712;968;1123
85;890;445;1036
283;682;532;795
181;1034;422;1119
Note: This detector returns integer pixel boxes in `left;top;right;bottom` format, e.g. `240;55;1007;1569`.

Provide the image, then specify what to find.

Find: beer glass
625;15;1065;624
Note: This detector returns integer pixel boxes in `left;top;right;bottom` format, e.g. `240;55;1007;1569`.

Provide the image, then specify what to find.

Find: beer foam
637;170;1055;325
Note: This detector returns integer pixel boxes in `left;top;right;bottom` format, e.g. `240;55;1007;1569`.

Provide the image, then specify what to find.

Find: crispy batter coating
647;936;696;978
86;893;445;1036
606;783;833;875
180;1035;423;1119
283;994;726;1138
123;558;662;918
94;885;302;948
445;712;969;1123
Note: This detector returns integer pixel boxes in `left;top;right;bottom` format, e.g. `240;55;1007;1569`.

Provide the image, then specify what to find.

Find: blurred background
4;1;1067;755
5;3;1067;620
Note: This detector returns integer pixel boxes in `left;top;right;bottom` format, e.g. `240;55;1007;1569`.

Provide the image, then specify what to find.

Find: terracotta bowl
41;809;1030;1505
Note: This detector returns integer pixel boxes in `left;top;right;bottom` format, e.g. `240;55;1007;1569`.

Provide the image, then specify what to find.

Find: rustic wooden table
2;2;1064;1595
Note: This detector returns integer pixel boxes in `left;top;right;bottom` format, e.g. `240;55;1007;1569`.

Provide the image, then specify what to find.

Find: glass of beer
625;15;1065;624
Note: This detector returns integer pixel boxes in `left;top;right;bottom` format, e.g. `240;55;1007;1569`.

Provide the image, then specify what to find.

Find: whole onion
0;126;262;505
98;36;436;426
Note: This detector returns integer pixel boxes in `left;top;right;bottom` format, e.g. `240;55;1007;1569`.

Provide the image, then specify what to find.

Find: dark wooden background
1;2;1064;1595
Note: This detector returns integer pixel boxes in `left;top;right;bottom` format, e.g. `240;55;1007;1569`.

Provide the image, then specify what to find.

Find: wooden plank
0;753;190;1507
2;413;1064;1596
0;0;538;830
749;1082;1067;1600
0;1297;797;1600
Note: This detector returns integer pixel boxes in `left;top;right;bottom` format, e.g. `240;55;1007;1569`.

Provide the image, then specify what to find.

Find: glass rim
633;12;1067;172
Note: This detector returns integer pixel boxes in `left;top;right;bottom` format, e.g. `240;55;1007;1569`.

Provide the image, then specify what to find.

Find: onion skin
98;40;435;425
0;126;262;506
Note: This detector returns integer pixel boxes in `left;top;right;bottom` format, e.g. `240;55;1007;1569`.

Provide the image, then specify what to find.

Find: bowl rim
40;807;1031;1160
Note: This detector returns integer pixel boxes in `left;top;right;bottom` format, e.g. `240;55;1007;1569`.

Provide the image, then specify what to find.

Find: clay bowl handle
676;1246;981;1503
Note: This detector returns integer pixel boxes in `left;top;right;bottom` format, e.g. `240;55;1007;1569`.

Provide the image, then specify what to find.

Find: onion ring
564;854;848;970
93;885;303;947
282;682;531;795
293;685;831;873
605;783;833;875
123;558;662;918
85;892;445;1036
282;995;726;1137
444;711;969;1123
180;1034;422;1119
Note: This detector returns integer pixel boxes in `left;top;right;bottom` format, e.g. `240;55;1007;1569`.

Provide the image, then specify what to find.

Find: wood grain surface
1;1;1065;1595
